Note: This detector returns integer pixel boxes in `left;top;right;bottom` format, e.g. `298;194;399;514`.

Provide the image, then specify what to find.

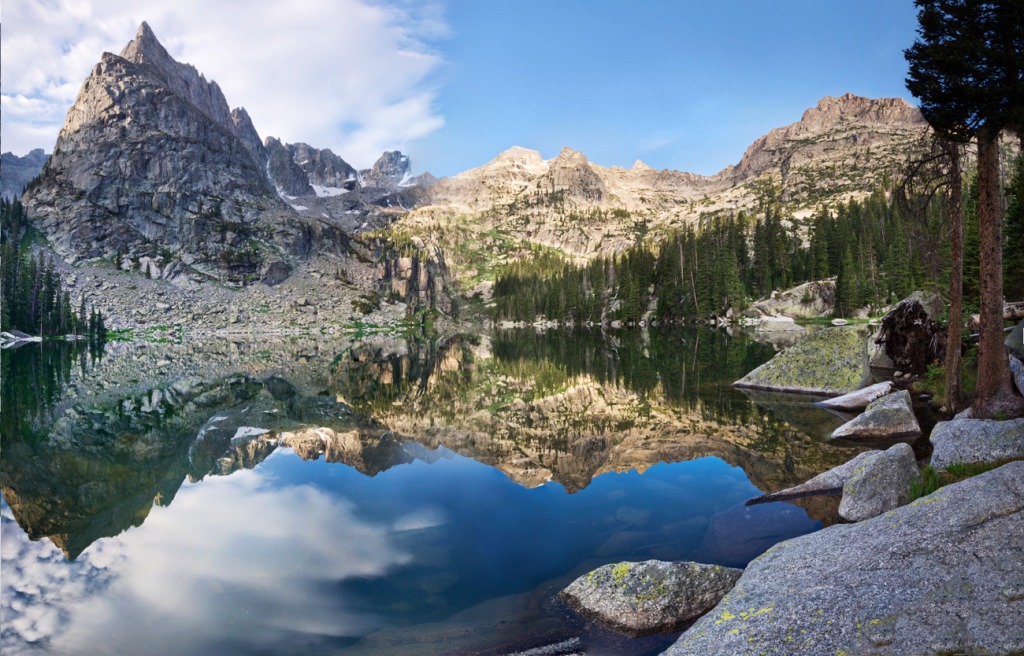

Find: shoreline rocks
838;442;921;522
663;462;1024;656
559;560;742;637
830;389;921;442
930;418;1024;470
733;327;870;396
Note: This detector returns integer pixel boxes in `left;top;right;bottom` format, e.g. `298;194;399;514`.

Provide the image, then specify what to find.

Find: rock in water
838;443;921;522
830;390;921;442
559;560;742;637
664;462;1024;656
733;327;870;395
930;418;1024;470
816;380;894;411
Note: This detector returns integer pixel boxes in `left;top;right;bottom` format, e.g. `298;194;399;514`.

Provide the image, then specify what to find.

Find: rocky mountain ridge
0;149;49;200
20;22;431;293
390;94;932;291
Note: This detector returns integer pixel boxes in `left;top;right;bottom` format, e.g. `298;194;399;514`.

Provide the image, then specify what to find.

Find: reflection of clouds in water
4;454;412;656
1;503;119;655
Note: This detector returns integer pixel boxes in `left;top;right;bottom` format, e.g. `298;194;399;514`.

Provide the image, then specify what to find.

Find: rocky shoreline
559;295;1024;655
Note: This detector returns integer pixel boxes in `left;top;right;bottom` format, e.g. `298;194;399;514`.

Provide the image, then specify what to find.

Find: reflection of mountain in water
332;329;865;494
1;328;862;560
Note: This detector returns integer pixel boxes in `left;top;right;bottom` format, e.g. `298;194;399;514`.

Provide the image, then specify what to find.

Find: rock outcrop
838;442;921;521
830;390;921;442
733;327;871;395
929;418;1024;470
559;561;742;637
744;280;835;319
1;148;49;200
21;22;294;280
746;449;880;504
664;462;1024;656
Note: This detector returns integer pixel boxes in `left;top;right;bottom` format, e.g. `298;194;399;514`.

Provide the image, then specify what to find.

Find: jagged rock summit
21;22;428;286
23;22;292;282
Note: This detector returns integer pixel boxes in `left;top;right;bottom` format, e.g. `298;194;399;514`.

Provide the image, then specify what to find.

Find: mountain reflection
1;328;861;561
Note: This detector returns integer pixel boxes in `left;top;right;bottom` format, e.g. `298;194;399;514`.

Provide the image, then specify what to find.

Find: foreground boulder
930;418;1024;470
816;381;894;411
664;462;1024;656
733;327;870;395
830;390;921;442
838;443;921;522
559;560;742;637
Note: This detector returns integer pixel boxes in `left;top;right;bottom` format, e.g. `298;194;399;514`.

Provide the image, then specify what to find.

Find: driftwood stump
876;297;943;374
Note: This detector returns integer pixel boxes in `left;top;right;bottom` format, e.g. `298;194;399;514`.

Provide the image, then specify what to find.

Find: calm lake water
1;328;861;655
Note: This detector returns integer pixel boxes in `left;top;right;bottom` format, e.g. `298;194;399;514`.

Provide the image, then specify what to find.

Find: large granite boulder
744;280;835;319
733;327;870;395
747;450;881;504
816;381;894;411
559;560;742;637
838;443;921;522
664;462;1024;656
830;390;921;441
930;418;1024;470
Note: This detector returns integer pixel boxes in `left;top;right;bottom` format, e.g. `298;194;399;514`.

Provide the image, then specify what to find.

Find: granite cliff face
20;22;430;293
21;23;295;283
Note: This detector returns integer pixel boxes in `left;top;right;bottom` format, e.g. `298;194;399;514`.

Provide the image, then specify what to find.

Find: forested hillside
493;154;1024;324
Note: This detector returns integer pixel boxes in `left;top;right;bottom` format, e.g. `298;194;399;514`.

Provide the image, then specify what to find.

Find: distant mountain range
14;21;932;292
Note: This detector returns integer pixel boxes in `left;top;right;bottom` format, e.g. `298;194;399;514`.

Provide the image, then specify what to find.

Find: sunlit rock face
22;23;291;278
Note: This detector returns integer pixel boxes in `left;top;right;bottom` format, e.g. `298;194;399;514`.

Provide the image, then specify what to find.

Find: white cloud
0;0;448;168
2;455;413;655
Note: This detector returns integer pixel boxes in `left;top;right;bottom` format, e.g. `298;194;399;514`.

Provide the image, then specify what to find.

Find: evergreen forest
1;198;107;340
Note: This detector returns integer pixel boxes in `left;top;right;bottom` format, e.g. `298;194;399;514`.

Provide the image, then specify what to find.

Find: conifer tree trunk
974;135;1016;417
943;141;964;413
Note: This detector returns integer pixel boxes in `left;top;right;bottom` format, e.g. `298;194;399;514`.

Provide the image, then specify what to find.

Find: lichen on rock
733;327;871;396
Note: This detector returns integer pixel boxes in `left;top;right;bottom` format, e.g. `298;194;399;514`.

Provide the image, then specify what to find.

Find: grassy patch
911;458;1022;502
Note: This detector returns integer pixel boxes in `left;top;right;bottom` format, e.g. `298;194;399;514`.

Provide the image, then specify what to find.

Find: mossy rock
733;327;871;396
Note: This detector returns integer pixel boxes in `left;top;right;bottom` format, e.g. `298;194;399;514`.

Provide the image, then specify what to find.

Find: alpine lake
2;326;870;655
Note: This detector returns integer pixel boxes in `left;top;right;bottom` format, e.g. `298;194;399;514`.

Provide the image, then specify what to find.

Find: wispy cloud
0;0;448;168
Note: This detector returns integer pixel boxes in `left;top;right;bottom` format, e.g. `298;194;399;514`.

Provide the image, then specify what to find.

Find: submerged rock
664;462;1024;656
929;418;1024;470
733;327;870;395
559;560;742;637
830;390;920;442
838;443;921;522
816;380;894;411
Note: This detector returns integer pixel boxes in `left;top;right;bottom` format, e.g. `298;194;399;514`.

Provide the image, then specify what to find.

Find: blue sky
0;0;921;176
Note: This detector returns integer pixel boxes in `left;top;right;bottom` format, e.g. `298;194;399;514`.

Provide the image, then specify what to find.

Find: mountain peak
120;21;172;67
632;159;654;172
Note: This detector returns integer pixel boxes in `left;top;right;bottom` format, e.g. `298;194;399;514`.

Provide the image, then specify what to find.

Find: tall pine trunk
943;141;964;413
974;135;1016;417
